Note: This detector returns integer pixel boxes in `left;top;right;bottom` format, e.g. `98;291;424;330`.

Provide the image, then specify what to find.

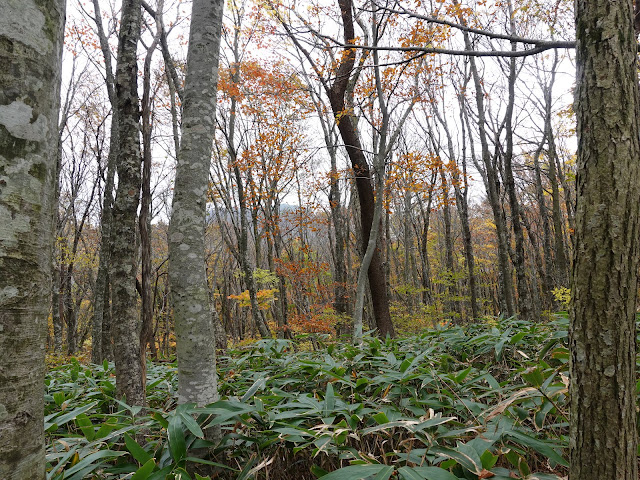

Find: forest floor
44;315;582;480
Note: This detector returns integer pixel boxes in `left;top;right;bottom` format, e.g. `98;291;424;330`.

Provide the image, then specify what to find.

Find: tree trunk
546;116;568;287
0;0;65;475
110;0;145;406
91;0;118;365
168;0;224;405
502;20;533;321
139;27;160;380
570;1;639;478
327;0;394;337
459;17;516;318
532;141;554;308
329;150;348;316
439;165;460;320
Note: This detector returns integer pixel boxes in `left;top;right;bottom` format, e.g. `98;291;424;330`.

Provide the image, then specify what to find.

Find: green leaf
372;412;389;425
124;432;153;465
131;458;156;480
185;457;237;470
521;367;544;388
151;411;169;429
241;377;266;402
75;413;95;441
323;383;336;417
454;366;472;383
179;412;205;438
509;331;527;344
173;467;193;480
398;466;459;480
320;465;391;480
63;450;126;478
94;420;118;439
168;414;187;462
53;392;65;406
506;431;568;467
45;401;98;431
372;466;395;480
430;444;483;475
312;464;329;478
480;450;498;470
147;465;174;480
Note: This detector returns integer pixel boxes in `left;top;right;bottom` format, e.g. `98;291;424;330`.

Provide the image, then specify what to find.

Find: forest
0;0;638;478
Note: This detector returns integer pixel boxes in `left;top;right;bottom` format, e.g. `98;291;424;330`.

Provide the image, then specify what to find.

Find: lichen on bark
0;0;65;476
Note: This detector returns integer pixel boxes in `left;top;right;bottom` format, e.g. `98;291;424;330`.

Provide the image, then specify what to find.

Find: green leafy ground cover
45;316;577;480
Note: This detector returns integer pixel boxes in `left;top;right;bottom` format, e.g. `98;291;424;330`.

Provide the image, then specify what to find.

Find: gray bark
570;0;639;478
0;0;65;475
110;0;145;406
139;21;160;378
91;0;118;364
168;0;224;405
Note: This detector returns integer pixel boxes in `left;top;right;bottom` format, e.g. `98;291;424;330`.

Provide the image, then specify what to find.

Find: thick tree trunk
570;1;640;478
0;0;65;475
168;0;224;405
110;0;145;406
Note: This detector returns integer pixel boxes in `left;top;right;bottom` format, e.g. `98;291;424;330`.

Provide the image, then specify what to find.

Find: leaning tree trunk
168;0;224;405
570;1;640;478
110;0;145;406
0;0;65;476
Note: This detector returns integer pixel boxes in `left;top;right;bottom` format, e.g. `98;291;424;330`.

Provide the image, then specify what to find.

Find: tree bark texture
570;0;639;478
327;0;394;338
168;0;224;405
91;0;118;364
0;0;65;475
110;0;145;406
